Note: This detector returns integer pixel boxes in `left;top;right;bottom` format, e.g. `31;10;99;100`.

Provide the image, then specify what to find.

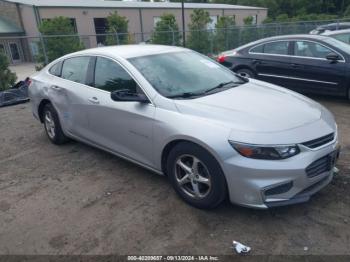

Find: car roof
322;28;350;36
67;44;188;59
316;22;350;29
235;34;330;51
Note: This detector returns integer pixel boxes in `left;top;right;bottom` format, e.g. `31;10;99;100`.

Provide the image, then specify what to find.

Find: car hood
174;80;325;133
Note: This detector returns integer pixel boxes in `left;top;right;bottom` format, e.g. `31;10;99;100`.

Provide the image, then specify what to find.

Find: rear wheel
43;103;69;145
236;68;255;79
167;142;227;209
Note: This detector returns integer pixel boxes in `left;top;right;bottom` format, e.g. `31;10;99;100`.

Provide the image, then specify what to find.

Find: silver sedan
29;45;340;209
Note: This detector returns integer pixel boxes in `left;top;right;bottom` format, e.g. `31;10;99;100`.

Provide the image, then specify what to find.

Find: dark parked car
310;22;350;35
217;34;350;100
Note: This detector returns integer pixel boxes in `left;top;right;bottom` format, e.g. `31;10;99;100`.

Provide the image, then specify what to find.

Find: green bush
151;13;181;46
187;9;212;54
214;16;236;53
106;11;129;45
0;52;17;91
37;16;83;66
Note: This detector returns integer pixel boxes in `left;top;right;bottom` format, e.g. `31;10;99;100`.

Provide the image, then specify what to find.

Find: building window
94;18;108;45
153;17;161;28
252;15;258;25
207;15;218;30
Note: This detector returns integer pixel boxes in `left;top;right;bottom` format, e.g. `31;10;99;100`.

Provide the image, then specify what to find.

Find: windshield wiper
204;80;241;94
167;92;204;99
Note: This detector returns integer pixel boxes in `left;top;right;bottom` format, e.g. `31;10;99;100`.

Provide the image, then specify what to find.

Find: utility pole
181;0;185;46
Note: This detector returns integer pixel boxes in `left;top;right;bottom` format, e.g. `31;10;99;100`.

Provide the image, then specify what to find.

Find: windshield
324;37;350;54
128;51;245;98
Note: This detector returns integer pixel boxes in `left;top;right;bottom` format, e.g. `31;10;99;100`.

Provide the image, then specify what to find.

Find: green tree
37;16;83;65
214;16;236;53
0;52;17;91
187;9;212;54
240;16;257;45
151;13;181;45
106;11;129;45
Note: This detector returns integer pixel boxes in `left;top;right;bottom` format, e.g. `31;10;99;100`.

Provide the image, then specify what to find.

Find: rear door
50;56;97;139
250;40;294;88
288;40;346;95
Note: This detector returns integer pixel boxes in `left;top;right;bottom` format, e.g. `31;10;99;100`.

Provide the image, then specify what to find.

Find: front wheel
167;142;227;209
43;103;69;145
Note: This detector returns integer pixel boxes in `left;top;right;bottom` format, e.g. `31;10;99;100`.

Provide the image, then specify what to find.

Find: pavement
9;63;36;81
0;96;349;255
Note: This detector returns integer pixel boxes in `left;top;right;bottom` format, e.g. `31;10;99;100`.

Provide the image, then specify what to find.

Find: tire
43;103;69;145
235;68;255;79
347;88;350;101
166;142;227;209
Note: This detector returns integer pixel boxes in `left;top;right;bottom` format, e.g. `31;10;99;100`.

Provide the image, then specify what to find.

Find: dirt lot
0;96;349;256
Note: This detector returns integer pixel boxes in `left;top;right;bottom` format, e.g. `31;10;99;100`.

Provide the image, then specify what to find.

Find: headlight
229;141;300;160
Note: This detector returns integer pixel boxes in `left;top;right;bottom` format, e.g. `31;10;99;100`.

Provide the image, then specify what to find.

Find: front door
9;42;22;63
288;40;346;95
85;56;155;167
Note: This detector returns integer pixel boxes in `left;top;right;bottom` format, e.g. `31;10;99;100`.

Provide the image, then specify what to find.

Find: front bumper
222;140;340;209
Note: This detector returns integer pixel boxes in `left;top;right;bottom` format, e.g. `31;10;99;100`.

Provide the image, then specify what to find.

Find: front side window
94;57;137;93
128;51;244;98
263;41;289;55
294;41;333;59
61;56;90;84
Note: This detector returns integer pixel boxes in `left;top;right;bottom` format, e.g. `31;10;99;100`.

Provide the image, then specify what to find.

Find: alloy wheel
44;111;56;139
174;155;212;199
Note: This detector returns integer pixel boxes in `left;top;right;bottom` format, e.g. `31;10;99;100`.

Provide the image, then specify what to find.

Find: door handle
88;97;100;104
51;85;62;90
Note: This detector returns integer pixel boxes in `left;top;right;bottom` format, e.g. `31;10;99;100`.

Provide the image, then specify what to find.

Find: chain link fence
1;18;350;67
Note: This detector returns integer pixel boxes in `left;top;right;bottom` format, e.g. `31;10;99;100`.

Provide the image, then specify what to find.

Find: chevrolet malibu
29;45;340;209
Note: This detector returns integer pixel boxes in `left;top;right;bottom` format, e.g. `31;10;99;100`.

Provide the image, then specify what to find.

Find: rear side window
250;44;264;53
49;61;62;77
94;57;137;93
250;41;289;55
264;41;289;55
61;57;90;84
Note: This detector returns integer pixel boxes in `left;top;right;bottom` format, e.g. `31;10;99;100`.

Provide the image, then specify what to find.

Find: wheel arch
160;137;224;176
38;99;52;123
232;65;256;76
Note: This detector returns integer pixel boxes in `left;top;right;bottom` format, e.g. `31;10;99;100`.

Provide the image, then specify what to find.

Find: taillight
217;55;226;63
27;78;32;87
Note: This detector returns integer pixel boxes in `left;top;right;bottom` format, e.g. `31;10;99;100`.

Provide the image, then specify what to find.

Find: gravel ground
0;96;349;255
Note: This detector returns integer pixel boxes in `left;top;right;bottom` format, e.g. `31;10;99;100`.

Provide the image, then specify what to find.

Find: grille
306;154;333;178
264;181;293;196
302;133;335;149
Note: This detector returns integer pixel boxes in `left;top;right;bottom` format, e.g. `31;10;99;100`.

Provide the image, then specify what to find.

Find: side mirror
111;89;149;103
326;52;341;62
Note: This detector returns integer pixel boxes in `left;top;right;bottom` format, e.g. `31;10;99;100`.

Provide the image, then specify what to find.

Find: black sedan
217;34;350;100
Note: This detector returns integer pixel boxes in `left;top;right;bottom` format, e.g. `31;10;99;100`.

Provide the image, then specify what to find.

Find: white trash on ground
232;241;251;254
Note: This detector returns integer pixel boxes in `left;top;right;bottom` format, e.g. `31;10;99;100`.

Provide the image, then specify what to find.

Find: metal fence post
116;33;120;45
39;34;48;65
